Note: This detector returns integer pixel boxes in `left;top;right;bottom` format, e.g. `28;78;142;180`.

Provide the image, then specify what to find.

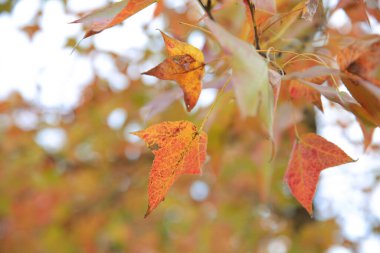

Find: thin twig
198;76;231;132
197;0;215;20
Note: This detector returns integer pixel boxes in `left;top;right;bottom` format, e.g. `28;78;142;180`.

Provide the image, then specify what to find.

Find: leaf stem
198;75;231;133
179;21;212;34
197;0;215;21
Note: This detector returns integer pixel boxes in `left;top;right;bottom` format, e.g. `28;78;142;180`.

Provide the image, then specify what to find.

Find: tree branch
197;0;215;20
245;0;261;50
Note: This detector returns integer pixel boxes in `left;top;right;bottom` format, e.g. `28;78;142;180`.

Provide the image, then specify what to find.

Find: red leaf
284;133;354;215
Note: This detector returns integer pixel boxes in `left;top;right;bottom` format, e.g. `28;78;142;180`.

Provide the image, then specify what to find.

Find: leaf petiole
197;75;232;133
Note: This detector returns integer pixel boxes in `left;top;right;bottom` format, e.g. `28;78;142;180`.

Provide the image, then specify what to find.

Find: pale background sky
0;0;380;252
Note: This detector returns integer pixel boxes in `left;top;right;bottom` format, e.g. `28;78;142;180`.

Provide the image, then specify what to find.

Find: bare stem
198;76;231;133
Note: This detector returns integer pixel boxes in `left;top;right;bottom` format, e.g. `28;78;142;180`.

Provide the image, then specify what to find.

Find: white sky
0;1;380;252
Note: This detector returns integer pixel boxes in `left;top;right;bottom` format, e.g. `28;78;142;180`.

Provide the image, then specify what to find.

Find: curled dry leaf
337;37;380;72
345;41;380;87
72;0;157;38
285;133;354;215
302;0;319;21
341;72;380;126
142;31;205;111
132;121;207;217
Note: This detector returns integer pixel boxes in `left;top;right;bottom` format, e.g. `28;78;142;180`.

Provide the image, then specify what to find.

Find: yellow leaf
142;31;205;111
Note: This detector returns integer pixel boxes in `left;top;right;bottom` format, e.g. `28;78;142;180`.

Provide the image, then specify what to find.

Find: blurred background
0;0;380;252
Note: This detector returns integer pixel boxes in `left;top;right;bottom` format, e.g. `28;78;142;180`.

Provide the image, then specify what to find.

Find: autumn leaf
285;133;354;215
72;0;157;38
132;121;207;217
298;79;379;127
344;40;380;87
205;19;274;138
142;31;205;111
335;0;370;25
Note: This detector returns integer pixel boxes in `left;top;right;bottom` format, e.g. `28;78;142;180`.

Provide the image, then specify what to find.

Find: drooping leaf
132;121;207;217
341;72;380;126
299;79;380;126
72;0;157;38
142;31;205;111
285;133;354;215
205;19;274;138
359;121;375;151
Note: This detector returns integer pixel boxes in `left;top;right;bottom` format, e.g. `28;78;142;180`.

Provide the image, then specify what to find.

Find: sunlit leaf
142;31;205;111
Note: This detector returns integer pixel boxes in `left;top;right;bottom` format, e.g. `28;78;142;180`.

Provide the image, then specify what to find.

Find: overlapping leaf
285;133;354;215
132;121;207;217
143;31;205;111
205;19;274;137
72;0;157;38
289;80;323;112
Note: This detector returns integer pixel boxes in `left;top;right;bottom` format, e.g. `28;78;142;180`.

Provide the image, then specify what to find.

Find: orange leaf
132;121;207;217
72;0;156;38
142;31;205;111
284;133;354;215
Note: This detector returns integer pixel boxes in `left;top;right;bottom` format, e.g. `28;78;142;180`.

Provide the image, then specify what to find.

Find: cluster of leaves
73;0;379;217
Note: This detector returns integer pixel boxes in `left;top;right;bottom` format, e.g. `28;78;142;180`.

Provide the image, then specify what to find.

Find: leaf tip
130;130;144;138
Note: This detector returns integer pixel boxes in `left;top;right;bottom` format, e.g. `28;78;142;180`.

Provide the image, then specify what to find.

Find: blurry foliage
0;0;380;252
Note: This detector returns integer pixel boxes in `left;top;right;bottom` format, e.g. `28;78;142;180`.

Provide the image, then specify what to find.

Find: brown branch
197;0;215;20
245;0;261;50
